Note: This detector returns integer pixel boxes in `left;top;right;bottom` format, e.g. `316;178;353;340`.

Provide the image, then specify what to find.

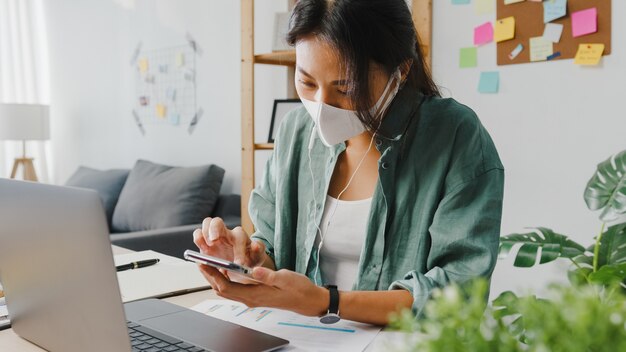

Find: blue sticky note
478;72;499;94
168;113;180;125
452;0;470;4
544;0;567;23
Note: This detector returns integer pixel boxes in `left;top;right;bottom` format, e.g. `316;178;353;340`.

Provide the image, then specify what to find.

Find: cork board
496;0;611;66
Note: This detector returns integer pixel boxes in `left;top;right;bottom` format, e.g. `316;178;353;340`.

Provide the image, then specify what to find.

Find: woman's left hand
198;265;329;317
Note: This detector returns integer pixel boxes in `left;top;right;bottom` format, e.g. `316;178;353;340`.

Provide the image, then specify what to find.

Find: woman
193;0;504;326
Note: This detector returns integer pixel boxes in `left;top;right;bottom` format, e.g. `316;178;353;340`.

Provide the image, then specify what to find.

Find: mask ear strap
373;67;403;118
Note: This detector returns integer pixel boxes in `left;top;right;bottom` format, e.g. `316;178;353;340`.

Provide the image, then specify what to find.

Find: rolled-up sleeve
390;167;504;314
249;150;277;263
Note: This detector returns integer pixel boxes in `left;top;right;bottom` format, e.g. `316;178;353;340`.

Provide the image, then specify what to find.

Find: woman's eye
337;89;348;95
298;80;315;88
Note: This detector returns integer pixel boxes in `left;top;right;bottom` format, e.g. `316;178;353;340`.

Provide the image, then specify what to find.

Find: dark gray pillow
111;160;225;233
65;167;130;229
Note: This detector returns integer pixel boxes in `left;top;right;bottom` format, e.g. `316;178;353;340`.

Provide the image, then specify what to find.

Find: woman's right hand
192;217;268;269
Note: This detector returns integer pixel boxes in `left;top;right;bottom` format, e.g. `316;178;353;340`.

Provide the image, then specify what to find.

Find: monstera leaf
584;149;626;223
568;224;626;286
593;223;626;268
499;227;585;267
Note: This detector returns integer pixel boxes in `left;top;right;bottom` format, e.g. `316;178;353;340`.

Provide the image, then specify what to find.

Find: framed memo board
496;0;611;66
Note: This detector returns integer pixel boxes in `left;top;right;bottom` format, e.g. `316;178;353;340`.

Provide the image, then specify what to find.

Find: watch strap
324;285;339;315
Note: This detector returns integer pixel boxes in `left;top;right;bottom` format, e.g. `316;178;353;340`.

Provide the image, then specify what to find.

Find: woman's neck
345;131;375;152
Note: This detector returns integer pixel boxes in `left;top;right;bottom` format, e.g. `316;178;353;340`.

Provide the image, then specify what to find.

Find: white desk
0;246;406;351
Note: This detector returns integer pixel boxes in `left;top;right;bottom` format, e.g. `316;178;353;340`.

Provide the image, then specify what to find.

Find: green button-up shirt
250;85;504;314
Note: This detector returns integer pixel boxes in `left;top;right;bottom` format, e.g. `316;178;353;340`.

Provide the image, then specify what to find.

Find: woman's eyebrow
297;66;314;79
297;66;347;86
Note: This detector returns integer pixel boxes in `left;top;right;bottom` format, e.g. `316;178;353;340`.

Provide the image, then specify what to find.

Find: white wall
45;0;626;296
45;0;289;194
431;1;626;298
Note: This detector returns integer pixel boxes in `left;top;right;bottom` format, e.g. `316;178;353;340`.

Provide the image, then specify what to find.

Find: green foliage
388;150;626;351
584;149;626;222
499;150;626;286
499;227;585;267
389;280;626;352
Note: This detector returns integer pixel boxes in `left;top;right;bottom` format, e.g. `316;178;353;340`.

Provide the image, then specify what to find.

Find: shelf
254;143;275;150
254;51;296;66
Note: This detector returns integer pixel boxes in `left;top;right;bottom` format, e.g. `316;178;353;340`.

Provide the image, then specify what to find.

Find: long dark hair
287;0;440;133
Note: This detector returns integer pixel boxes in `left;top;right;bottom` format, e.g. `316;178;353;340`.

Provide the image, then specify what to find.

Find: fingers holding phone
194;217;267;268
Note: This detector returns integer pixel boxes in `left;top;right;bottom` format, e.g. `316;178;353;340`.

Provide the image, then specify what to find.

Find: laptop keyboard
127;321;207;352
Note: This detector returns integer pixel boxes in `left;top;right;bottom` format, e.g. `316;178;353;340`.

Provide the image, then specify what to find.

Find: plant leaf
499;228;585;267
492;291;520;319
588;263;626;285
584;149;626;222
595;223;626;268
568;267;592;287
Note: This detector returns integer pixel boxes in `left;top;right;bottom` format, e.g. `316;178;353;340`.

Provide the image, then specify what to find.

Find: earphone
308;127;377;286
306;69;404;286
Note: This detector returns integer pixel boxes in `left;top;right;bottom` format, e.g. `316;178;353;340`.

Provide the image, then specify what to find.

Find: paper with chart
192;299;382;352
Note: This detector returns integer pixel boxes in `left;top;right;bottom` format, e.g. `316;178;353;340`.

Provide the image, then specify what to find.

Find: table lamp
0;103;50;182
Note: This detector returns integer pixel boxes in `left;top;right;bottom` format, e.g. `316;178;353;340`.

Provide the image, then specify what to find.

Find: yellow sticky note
505;0;525;4
176;53;185;67
139;59;149;73
475;0;494;15
529;37;553;62
495;17;515;43
574;44;605;65
156;104;167;118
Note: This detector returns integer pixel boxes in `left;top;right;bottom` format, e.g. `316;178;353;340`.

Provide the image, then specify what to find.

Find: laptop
0;179;288;352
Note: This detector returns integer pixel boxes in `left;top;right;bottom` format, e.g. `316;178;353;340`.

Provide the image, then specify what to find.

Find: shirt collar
376;84;424;143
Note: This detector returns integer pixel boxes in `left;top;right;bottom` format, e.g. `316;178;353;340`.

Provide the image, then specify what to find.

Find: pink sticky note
571;8;597;38
474;22;494;46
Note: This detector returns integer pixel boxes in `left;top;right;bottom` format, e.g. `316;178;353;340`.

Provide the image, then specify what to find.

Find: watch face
320;313;341;324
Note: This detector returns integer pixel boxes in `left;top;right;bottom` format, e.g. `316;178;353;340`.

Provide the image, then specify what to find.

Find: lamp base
10;158;38;182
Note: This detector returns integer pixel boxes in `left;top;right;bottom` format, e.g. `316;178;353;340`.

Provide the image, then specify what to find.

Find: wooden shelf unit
240;0;432;234
254;51;296;66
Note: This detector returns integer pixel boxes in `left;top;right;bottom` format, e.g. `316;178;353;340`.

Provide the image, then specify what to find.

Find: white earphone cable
311;131;377;286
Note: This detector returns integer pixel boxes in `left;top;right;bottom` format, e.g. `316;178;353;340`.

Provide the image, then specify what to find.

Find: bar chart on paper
192;300;382;351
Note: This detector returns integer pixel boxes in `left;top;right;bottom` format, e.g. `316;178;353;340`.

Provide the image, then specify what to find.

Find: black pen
116;259;160;272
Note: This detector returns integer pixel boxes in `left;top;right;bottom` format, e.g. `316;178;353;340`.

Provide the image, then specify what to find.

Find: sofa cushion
111;160;225;233
65;167;130;229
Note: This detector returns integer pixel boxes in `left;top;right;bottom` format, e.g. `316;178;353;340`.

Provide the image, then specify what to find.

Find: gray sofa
65;160;241;259
109;194;240;258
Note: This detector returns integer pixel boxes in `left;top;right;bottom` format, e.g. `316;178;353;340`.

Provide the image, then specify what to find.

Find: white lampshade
0;103;50;141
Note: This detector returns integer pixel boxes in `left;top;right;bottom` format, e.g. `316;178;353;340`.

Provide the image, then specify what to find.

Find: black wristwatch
319;285;340;324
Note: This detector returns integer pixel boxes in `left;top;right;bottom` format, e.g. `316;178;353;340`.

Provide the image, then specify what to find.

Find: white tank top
317;195;373;291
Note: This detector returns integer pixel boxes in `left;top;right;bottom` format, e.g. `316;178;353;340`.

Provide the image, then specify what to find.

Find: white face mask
301;67;403;147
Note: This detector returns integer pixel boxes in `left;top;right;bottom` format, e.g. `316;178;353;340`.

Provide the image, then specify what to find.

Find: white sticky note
543;23;564;43
529;36;553;62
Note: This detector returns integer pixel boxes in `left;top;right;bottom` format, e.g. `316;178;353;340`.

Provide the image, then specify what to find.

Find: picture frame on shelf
268;99;302;143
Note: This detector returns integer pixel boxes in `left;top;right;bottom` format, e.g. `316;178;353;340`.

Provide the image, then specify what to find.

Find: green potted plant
388;280;626;351
388;150;626;351
499;149;626;288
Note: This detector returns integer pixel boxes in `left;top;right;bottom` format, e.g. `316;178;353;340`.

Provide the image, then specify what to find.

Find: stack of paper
192;299;382;352
114;250;210;302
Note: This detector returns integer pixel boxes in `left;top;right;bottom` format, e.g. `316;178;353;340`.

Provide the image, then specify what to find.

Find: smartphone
183;250;259;284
